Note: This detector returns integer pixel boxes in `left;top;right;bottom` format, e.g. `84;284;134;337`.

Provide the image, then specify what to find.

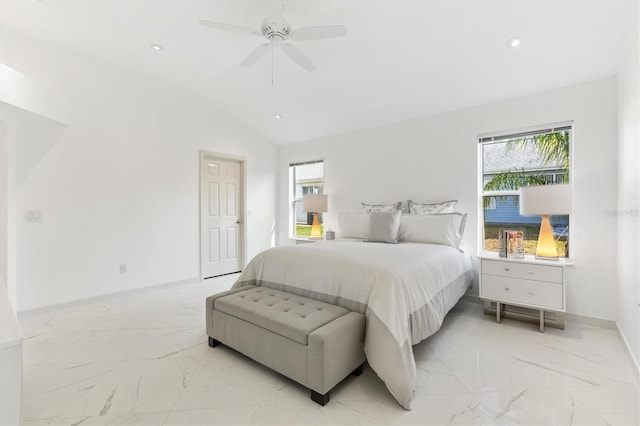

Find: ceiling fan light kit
199;14;346;74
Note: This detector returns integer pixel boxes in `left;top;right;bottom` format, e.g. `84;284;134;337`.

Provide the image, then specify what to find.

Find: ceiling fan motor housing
261;18;291;44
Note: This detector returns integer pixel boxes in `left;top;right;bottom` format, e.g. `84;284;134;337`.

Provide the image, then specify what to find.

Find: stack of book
498;230;524;259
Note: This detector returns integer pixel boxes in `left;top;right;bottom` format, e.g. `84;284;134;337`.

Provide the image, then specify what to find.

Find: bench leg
352;363;364;376
208;336;220;347
310;390;330;406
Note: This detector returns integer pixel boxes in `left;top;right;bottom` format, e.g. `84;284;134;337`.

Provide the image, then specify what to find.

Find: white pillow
339;213;370;239
398;213;467;248
408;199;457;214
365;211;401;244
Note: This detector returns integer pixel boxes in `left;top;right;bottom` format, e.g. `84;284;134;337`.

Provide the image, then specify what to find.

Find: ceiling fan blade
240;43;270;67
282;44;316;71
289;25;347;41
199;20;261;36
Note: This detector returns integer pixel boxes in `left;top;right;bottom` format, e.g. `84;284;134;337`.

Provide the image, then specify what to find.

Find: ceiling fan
199;13;347;72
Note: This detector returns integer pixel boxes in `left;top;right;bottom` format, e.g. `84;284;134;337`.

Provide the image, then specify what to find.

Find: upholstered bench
205;285;366;406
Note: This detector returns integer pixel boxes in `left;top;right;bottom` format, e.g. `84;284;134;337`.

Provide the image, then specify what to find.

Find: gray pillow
408;199;457;214
361;201;402;213
365;211;401;244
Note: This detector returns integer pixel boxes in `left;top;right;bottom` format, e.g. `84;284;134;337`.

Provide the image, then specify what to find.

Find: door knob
236;220;241;224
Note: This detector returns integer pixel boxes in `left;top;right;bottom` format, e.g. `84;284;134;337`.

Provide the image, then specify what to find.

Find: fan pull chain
271;41;275;85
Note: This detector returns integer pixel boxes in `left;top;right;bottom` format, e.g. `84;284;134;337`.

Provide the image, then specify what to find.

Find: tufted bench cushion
215;287;349;345
206;285;365;406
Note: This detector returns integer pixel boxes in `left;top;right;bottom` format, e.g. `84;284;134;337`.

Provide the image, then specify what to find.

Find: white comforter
233;240;473;409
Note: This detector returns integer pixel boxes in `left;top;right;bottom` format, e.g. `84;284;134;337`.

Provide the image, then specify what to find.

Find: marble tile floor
18;274;639;425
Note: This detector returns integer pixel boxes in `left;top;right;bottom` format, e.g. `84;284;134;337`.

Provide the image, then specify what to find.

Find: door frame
199;151;247;279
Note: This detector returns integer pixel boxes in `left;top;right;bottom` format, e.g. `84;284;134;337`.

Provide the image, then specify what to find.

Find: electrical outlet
119;264;127;273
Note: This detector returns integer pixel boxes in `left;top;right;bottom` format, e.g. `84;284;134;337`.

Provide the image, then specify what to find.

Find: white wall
0;63;70;125
1;32;278;311
616;2;640;368
278;77;619;321
0;110;18;308
0;120;7;293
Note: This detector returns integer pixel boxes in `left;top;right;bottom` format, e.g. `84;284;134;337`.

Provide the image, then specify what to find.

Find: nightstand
479;253;571;332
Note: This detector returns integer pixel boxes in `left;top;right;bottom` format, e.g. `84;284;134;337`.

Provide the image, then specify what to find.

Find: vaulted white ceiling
0;0;635;144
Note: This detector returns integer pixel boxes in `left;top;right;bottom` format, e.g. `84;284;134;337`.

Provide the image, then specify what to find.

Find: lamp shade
520;184;571;216
303;194;328;213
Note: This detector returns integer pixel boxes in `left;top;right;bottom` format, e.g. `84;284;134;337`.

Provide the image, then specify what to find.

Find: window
479;124;571;257
289;160;324;238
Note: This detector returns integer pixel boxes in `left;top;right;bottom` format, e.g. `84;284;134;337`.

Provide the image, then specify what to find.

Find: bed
232;238;473;410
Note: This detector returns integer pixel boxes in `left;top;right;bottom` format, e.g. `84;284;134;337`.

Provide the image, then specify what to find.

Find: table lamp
303;194;328;238
519;184;571;260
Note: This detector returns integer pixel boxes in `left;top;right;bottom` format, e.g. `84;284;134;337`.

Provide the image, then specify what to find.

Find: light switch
25;210;42;223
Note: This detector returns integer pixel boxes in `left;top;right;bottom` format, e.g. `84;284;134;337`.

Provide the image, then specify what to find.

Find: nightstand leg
496;302;501;323
539;310;545;333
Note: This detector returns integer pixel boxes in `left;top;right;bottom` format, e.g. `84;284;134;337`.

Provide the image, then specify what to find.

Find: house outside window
479;124;572;257
289;160;324;238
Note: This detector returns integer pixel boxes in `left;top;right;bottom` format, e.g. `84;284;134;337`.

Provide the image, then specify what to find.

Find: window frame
289;160;324;239
477;122;573;258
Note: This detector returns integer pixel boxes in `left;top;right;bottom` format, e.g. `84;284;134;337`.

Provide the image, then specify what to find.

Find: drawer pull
528;271;534;275
504;268;510;272
504;287;510;291
528;291;535;295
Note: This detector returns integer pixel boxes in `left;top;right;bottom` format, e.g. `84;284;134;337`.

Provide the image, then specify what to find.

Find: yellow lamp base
535;215;559;260
310;212;322;238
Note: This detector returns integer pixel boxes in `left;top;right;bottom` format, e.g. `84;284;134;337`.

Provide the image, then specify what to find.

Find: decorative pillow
365;211;401;244
397;212;467;248
339;213;370;239
408;199;457;214
361;201;402;213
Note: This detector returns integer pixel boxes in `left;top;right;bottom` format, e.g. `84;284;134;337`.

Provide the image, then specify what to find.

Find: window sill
478;251;574;266
290;236;325;242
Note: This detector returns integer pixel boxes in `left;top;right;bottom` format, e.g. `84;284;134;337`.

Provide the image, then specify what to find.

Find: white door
200;154;243;278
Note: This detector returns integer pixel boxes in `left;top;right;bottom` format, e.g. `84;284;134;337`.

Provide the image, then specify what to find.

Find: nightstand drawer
481;259;563;283
481;275;563;311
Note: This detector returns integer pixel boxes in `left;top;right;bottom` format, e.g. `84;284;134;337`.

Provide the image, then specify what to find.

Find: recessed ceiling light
150;43;163;51
274;114;282;119
507;37;521;48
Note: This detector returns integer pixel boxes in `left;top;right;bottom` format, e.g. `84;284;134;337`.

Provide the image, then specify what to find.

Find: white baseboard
17;276;201;318
564;312;617;330
615;321;640;384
